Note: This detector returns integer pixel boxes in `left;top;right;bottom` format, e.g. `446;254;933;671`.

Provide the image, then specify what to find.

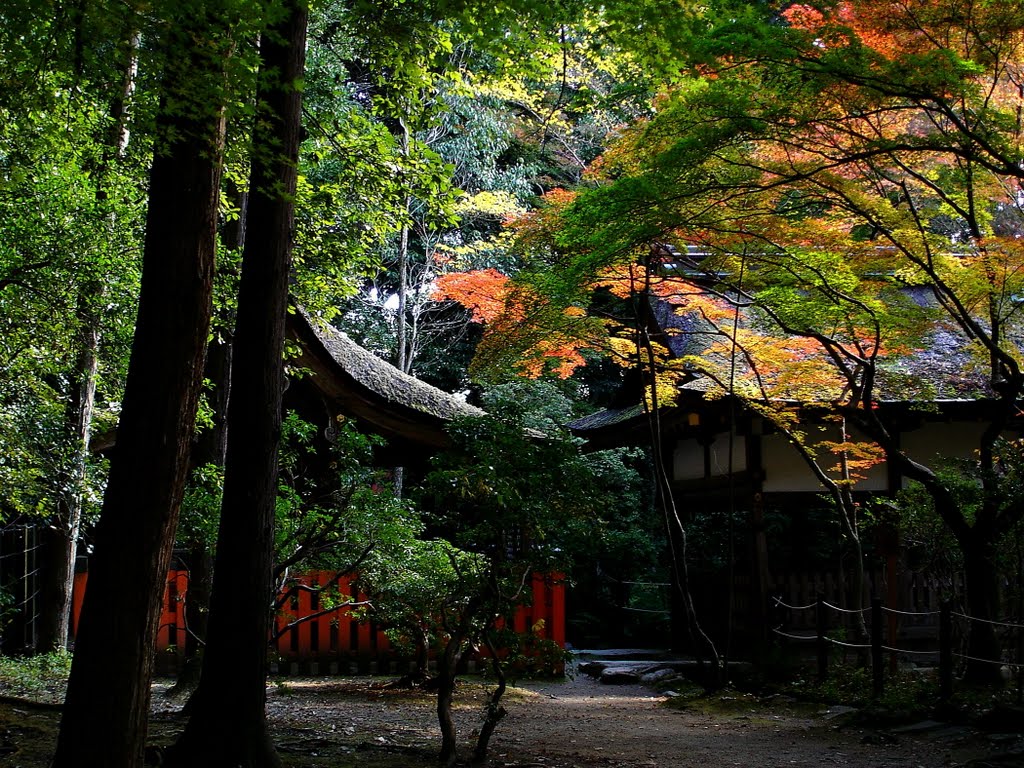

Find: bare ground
0;670;1019;767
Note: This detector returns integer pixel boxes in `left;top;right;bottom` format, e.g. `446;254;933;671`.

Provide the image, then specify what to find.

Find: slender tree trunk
837;489;869;644
472;632;508;764
396;118;412;374
36;316;97;651
437;639;463;767
52;10;227;766
167;4;307;766
36;27;139;654
392;123;412;500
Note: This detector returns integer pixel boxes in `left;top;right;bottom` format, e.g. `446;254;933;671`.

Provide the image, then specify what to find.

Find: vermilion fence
71;569;566;673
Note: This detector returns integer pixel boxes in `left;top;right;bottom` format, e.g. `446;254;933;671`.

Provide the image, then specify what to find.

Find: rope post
939;599;952;701
871;597;883;698
816;593;828;683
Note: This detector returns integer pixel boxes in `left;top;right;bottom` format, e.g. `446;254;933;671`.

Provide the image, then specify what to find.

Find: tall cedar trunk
172;238;240;699
51;13;225;767
166;4;306;766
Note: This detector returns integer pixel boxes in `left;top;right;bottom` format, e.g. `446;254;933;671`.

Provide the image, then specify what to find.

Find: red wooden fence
71;569;566;673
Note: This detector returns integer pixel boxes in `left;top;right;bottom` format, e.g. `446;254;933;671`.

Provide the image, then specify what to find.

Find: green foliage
274;414;417;575
355;535;489;654
178;462;225;549
0;651;72;703
423;380;629;568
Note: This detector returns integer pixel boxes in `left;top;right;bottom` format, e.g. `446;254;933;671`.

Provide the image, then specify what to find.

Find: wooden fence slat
71;568;567;667
71;572;88;636
532;573;547;636
297;575;313;656
156;575;173;651
174;570;188;650
513;605;528;635
317;571;332;655
550;574;566;647
356;587;371;655
337;575;352;653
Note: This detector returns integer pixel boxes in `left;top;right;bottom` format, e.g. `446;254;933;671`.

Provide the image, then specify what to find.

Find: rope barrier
880;606;940;617
826;638;872;650
952;651;1021;669
822;601;869;615
772;597;818;612
952;612;1024;630
879;645;937;656
771;628;817;642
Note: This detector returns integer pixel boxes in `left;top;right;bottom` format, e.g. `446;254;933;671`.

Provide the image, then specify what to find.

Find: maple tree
432;232;598;382
492;0;1024;683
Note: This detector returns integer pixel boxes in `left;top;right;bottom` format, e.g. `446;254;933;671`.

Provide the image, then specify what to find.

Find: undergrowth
0;651;72;703
739;660;1022;727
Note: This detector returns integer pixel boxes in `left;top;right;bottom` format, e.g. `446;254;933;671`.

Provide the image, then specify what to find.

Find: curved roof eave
286;307;484;450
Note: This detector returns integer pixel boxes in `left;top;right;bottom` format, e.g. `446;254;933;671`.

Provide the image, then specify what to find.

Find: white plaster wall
673;433;746;481
761;424;888;493
901;420;987;468
674;437;705;481
674;419;1000;492
709;433;746;477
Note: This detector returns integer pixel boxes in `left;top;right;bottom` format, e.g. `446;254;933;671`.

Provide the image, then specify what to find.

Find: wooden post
816;594;828;683
297;576;313;657
871;597;883;698
174;570;189;651
551;573;566;649
317;571;331;656
532;573;546;635
939;599;953;700
887;551;899;674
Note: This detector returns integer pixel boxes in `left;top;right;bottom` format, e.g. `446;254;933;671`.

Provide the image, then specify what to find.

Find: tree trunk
171;267;238;700
436;642;462;767
36;25;138;655
166;4;306;766
396;119;412;374
472;632;508;764
962;534;1005;686
51;10;227;765
169;541;214;701
37;295;99;653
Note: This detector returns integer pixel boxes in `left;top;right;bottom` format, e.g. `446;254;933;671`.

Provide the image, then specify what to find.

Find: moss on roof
308;313;484;421
287;307;483;449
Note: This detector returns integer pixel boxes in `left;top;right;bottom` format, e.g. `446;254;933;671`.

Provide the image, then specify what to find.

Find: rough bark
166;4;307;766
171;176;244;699
170;304;236;699
436;642;462;767
51;10;226;766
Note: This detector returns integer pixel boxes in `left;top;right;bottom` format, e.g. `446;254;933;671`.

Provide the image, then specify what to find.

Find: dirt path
488;676;946;768
0;672;1011;767
252;672;982;768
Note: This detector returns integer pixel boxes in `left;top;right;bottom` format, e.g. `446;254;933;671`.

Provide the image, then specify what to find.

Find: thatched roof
569;289;1005;448
286;308;483;450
